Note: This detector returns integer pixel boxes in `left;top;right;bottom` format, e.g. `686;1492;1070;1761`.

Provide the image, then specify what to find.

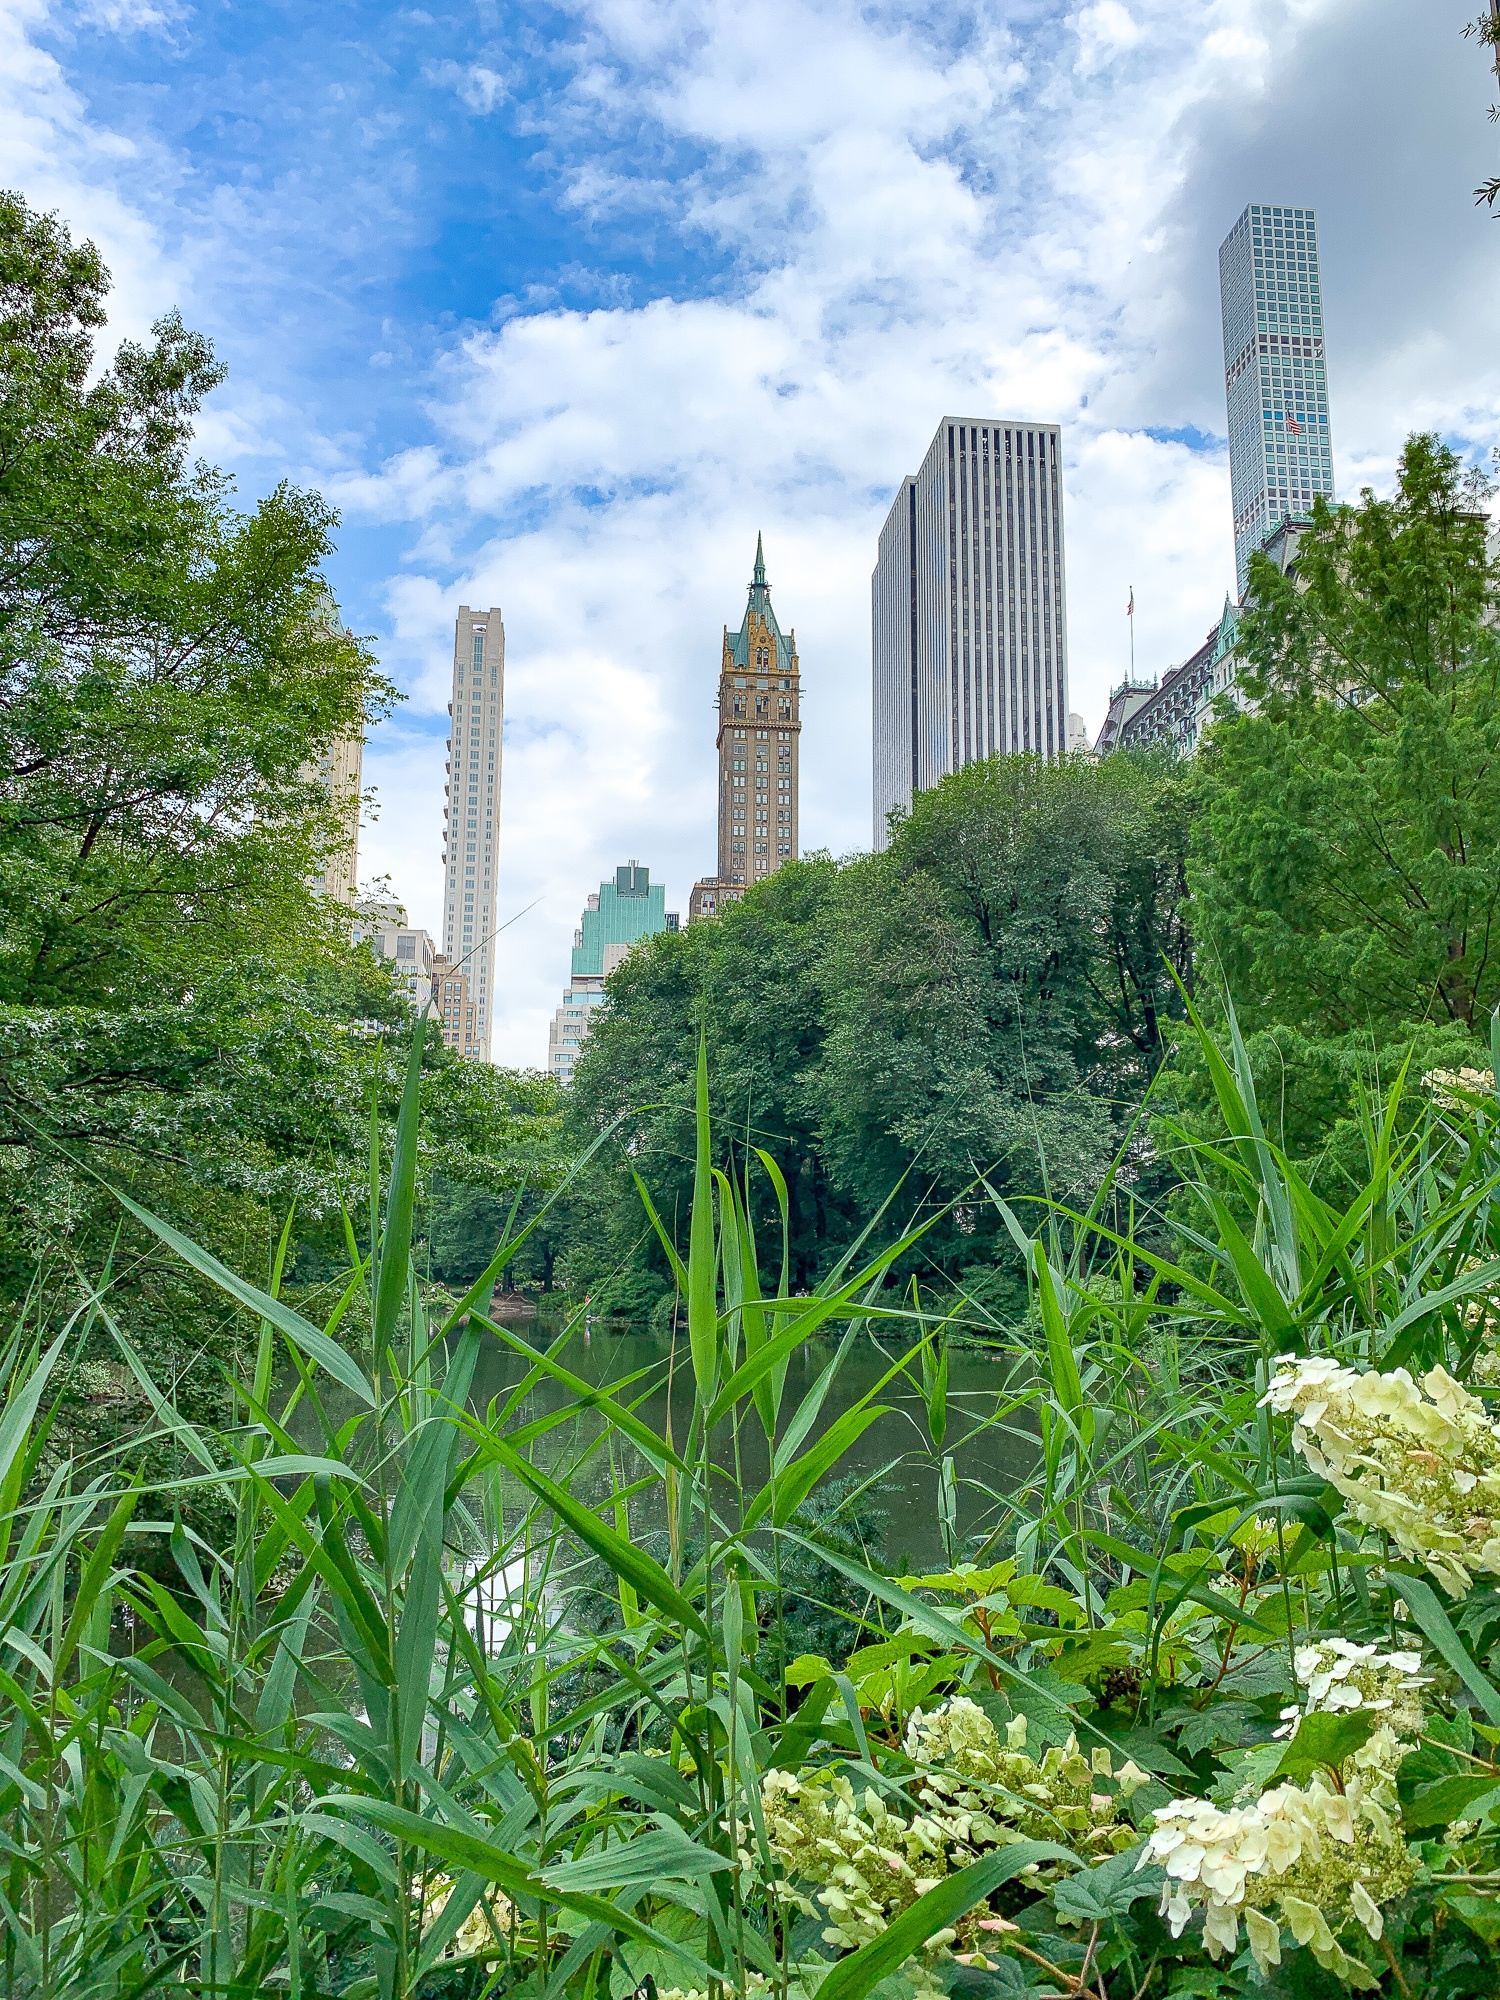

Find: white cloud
423;59;508;113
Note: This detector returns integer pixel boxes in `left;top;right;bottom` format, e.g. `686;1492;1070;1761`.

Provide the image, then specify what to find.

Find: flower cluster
1262;1355;1500;1595
760;1767;957;1953
760;1700;1147;1957
1275;1638;1429;1787
1421;1066;1495;1111
906;1699;1148;1859
418;1874;514;1960
1141;1771;1416;1988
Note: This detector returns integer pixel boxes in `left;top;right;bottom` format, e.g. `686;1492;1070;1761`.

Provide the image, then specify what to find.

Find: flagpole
1128;586;1135;680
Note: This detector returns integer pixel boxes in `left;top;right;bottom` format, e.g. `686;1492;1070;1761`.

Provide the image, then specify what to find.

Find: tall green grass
3;1003;1500;1997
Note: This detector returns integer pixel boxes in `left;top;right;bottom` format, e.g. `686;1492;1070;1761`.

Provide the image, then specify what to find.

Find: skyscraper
871;418;1070;849
547;862;677;1084
441;606;505;1060
305;728;363;902
300;589;363;902
1219;203;1335;595
690;536;801;918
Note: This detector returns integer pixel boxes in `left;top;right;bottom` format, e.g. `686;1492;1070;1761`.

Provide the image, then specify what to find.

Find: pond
467;1310;1035;1573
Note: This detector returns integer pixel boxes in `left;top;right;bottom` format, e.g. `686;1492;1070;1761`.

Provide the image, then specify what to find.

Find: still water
466;1315;1035;1572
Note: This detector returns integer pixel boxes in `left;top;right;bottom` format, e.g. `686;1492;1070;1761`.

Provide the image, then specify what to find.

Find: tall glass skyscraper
871;417;1069;847
1219;203;1335;594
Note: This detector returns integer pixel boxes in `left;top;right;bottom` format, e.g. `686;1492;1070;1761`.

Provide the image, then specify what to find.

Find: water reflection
469;1314;1034;1572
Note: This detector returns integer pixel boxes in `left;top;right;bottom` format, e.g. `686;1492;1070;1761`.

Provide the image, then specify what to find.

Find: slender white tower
441;606;504;1060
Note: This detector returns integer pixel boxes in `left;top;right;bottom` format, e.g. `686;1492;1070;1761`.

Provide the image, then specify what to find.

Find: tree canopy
561;748;1194;1306
1190;435;1500;1035
0;191;562;1481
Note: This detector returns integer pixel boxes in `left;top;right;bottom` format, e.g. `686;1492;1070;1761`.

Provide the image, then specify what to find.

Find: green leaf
1270;1710;1376;1784
1033;1243;1083;1420
112;1189;375;1407
745;1403;888;1531
494;1442;708;1639
1381;1255;1500;1346
686;1032;718;1403
1399;1575;1500;1726
543;1826;733;1894
1203;1189;1300;1351
814;1842;1080;2000
373;1017;426;1356
323;1797;717;1980
1050;1845;1161;1923
474;1312;688;1476
1400;1773;1500;1832
0;1328;68;1495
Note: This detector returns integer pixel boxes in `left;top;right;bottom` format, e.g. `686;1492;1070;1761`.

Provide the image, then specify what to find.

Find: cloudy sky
7;0;1497;1065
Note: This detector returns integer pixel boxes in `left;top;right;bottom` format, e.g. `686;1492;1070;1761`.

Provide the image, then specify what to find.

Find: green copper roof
571;862;667;979
726;534;795;674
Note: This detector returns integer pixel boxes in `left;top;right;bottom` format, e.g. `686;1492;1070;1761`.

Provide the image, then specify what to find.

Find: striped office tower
872;418;1070;848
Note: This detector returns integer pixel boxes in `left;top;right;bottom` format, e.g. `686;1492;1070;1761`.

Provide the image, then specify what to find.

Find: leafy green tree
0;192;563;1497
816;751;1193;1221
564;858;852;1299
0;191;389;1004
1191;434;1500;1036
561;753;1192;1303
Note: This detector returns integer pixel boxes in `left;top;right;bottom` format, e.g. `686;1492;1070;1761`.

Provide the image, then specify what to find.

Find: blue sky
6;0;1497;1064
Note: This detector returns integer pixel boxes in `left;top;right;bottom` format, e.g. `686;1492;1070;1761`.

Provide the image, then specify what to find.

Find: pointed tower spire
752;532;767;589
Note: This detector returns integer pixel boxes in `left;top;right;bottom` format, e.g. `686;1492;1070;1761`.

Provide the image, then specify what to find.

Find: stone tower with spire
690;536;802;922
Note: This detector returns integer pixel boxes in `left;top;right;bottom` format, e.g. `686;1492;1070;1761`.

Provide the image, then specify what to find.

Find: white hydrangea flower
1422;1066;1495;1111
1273;1638;1429;1768
418;1874;514;1959
1262;1356;1500;1595
763;1699;1145;1959
1139;1771;1413;1987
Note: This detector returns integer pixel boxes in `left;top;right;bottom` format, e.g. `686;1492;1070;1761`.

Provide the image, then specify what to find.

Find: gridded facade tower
1220;204;1335;595
441;606;505;1060
715;537;800;888
872;418;1070;849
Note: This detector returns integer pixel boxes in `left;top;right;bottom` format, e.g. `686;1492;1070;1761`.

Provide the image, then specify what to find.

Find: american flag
1127;586;1134;617
1285;411;1303;436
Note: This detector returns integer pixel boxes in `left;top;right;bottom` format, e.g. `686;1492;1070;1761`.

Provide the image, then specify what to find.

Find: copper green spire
752;532;766;588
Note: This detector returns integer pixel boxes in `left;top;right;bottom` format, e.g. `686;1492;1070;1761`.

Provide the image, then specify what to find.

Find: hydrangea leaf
1270;1709;1377;1783
1050;1846;1163;1923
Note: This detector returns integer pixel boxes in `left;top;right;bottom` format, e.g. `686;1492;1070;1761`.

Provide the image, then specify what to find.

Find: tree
564;858;852;1299
1190;434;1500;1036
813;750;1191;1236
0;192;563;1503
559;753;1193;1302
0;191;391;1005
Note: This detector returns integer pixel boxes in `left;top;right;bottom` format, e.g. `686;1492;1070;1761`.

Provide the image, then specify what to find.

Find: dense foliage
7;1016;1500;1998
0;191;562;1477
561;752;1194;1313
1191;437;1500;1037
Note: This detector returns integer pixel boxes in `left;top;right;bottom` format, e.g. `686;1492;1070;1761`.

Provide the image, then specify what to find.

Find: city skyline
30;6;1494;1068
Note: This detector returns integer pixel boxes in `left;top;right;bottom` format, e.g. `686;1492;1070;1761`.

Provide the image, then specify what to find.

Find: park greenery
4;188;1500;1998
0;191;563;1489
